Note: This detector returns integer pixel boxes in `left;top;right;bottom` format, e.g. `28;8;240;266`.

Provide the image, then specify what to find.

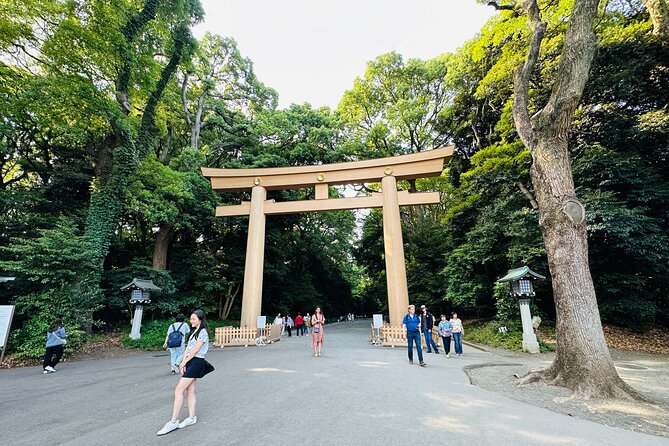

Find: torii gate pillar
240;186;267;328
382;175;409;326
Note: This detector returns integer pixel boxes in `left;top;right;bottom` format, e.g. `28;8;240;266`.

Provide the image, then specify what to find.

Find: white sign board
0;305;15;350
256;315;267;329
373;314;384;329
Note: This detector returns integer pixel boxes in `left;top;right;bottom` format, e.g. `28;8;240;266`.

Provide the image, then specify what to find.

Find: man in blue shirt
402;305;426;367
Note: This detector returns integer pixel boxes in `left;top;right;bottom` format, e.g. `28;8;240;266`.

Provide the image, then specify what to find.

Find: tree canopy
1;0;667;363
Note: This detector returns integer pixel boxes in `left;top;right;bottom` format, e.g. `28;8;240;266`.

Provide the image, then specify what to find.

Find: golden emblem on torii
201;146;453;328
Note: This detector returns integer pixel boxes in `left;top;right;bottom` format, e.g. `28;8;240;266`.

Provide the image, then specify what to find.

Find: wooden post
240;186;267;327
381;175;409;326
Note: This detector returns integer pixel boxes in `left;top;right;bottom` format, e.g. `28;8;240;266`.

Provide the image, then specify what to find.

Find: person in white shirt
450;312;464;356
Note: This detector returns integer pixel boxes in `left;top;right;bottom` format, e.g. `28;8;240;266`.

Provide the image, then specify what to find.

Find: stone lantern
121;278;161;340
496;266;545;353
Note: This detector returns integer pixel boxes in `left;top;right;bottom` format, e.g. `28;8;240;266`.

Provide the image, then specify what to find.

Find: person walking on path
402;305;426;367
311;306;325;357
286;315;293;337
450;312;464;356
420;305;439;354
43;319;67;374
163;313;190;374
295;313;304;336
437;314;453;358
157;309;213;436
304;313;311;335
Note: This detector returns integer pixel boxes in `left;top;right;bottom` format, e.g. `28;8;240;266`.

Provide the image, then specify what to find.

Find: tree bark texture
512;0;644;400
152;223;174;270
644;0;669;43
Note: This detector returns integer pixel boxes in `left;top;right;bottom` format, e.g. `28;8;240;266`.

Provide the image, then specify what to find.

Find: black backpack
167;323;185;348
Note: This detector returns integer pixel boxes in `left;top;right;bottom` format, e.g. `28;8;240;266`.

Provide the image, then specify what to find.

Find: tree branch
517;181;539;209
512;0;547;151
181;71;193;127
535;0;600;133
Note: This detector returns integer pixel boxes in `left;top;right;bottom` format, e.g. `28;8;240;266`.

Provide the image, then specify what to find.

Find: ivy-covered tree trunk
81;4;195;324
512;0;644;399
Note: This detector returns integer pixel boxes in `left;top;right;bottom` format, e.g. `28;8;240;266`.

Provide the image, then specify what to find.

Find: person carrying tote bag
157;309;214;436
310;306;325;357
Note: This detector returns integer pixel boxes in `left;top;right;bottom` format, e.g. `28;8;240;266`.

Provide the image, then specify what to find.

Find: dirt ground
466;345;669;439
0;332;145;369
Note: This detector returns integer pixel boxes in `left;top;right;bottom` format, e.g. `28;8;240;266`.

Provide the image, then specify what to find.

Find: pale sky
193;0;495;109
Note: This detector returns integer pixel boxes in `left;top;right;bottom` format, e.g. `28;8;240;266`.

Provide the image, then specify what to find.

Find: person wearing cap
420;305;440;354
402;305;426;367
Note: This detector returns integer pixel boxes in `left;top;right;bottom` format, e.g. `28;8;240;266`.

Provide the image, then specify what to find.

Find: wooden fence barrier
214;324;283;347
259;324;282;343
214;326;257;347
379;325;441;348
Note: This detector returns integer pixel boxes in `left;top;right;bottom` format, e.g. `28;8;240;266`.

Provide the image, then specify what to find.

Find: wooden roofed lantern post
201;147;453;328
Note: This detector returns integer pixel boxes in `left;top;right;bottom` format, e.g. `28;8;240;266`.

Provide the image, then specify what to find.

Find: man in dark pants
420;305;439;354
402;305;426;367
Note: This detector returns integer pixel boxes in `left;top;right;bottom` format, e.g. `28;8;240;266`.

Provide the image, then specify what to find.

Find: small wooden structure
202;147;453;329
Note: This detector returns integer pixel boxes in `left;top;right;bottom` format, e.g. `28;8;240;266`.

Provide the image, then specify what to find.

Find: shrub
121;318;237;350
9;312;85;360
465;320;554;352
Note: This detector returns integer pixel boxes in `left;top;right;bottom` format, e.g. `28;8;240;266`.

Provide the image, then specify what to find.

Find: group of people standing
402;304;464;366
274;312;312;337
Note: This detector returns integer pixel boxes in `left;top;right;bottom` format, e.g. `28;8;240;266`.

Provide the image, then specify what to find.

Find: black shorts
182;357;214;378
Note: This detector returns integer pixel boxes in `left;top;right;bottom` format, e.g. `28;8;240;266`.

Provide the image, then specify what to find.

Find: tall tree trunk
510;0;644;400
643;0;669;43
152;223;174;270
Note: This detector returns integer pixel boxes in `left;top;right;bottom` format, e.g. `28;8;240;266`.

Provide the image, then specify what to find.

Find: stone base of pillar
130;305;144;340
522;332;540;353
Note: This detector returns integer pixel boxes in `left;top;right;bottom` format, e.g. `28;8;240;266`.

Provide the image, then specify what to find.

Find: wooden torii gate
201;146;453;327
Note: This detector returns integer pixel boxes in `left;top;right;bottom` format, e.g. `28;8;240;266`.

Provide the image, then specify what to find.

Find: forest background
0;0;667;359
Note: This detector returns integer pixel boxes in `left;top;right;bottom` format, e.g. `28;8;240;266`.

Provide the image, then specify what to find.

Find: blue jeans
170;345;185;370
423;328;439;353
453;332;463;354
406;330;424;363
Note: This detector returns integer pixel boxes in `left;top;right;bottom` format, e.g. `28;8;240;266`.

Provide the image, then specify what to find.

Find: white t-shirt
187;328;209;358
450;318;463;333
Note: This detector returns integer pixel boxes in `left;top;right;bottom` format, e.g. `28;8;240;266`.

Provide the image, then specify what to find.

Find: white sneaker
45;366;56;373
178;416;197;429
157;420;179;436
43;370;48;374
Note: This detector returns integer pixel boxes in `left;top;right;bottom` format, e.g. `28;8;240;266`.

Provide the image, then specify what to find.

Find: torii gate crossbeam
201;146;453;327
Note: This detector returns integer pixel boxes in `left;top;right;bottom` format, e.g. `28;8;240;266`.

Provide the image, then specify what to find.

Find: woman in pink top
311;306;325;357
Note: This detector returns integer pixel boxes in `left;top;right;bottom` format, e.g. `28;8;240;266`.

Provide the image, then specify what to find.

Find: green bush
121;318;237;350
465;320;554;352
9;312;85;360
